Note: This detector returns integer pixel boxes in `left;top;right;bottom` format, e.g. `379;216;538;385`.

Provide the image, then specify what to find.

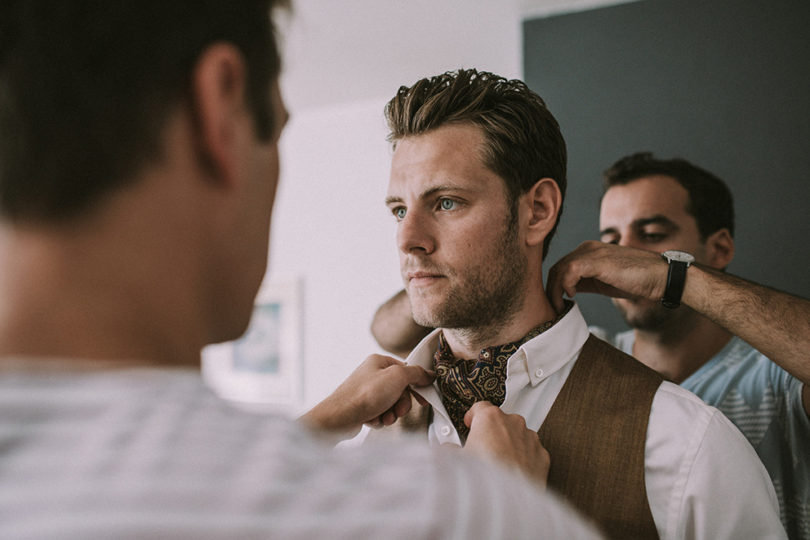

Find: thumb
548;284;566;313
546;267;568;313
464;401;494;427
412;390;430;407
400;364;436;387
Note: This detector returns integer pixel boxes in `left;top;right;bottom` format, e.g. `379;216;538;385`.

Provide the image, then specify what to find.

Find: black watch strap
661;260;688;308
661;251;694;309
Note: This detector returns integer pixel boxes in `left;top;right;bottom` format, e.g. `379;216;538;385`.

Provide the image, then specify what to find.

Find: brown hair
603;152;735;239
384;68;567;257
0;0;289;223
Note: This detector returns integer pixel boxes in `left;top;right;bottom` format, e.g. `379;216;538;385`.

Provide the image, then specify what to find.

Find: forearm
299;354;435;436
299;398;363;437
683;264;810;384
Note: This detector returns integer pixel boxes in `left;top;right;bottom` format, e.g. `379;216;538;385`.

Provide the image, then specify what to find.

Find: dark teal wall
525;0;810;332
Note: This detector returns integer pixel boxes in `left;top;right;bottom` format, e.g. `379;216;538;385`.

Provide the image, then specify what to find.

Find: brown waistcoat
538;334;662;540
366;334;662;539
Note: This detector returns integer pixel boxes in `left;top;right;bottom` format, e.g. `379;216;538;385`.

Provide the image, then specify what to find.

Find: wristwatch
660;250;695;308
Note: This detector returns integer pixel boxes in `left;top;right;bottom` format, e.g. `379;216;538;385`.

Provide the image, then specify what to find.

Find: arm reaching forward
370;289;432;357
300;354;434;437
547;240;810;416
462;401;551;488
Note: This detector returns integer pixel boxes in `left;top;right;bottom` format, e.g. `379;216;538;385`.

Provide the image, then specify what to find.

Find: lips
404;269;446;288
407;271;442;280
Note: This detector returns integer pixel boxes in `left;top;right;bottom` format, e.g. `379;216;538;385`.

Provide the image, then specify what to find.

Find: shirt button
534;368;544;378
440;425;452;436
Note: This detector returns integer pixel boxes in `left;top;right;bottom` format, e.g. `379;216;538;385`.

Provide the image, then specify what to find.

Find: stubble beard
409;212;528;336
614;298;677;331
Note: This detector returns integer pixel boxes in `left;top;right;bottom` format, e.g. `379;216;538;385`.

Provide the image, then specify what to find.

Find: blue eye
439;198;456;210
394;207;406;220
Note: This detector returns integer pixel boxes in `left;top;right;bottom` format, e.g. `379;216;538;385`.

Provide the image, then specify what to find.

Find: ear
189;43;249;187
522;177;562;249
704;228;735;270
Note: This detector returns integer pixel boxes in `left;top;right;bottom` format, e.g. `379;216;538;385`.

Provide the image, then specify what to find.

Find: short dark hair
602;152;735;239
384;69;567;258
0;0;288;223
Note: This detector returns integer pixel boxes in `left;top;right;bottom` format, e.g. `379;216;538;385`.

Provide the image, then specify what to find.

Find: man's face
386;123;527;331
599;175;706;330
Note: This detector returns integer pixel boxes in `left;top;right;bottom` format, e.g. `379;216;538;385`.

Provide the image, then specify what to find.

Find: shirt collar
406;301;590;390
513;301;590;386
407;328;444;371
404;328;446;419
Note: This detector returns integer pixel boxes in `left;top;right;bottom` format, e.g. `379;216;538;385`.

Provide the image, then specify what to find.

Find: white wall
268;99;395;412
279;0;524;112
520;0;639;18
248;0;636;412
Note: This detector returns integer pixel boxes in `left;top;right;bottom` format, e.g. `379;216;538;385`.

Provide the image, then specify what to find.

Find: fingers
546;263;569;313
464;401;551;485
306;353;436;433
462;402;549;487
547;248;590;312
391;391;413;418
364;417;382;429
548;241;671;306
338;355;436;431
365;389;422;430
466;401;528;433
463;400;497;427
369;354;435;387
412;390;429;407
547;240;616;311
366;354;406;369
381;410;396;426
397;363;436;387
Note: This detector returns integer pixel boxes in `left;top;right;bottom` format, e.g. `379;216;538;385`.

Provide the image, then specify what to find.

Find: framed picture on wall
202;278;304;411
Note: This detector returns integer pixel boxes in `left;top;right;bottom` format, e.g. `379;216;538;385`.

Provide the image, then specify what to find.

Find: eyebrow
599;214;678;236
385;184;468;206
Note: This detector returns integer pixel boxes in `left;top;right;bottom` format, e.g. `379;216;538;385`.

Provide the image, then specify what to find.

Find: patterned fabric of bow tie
433;304;570;441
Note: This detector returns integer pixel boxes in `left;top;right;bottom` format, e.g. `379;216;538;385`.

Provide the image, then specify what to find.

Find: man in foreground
0;2;601;538
546;152;810;538
369;68;784;539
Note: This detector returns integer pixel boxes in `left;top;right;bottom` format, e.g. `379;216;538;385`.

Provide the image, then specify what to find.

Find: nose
616;231;642;250
397;209;435;255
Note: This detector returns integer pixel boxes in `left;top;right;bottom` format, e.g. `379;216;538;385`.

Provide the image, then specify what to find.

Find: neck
632;309;732;383
0;175;211;369
443;280;556;359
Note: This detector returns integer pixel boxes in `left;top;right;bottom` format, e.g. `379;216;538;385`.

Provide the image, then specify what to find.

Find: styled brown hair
384;69;567;258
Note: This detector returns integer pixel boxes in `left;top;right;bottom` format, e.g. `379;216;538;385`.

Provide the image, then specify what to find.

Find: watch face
662;250;695;264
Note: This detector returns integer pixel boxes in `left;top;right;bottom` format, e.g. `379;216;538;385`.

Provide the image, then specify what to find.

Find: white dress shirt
397;303;786;540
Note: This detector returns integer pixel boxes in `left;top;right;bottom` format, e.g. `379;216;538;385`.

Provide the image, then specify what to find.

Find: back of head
602;152;735;240
0;0;287;224
384;69;567;258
